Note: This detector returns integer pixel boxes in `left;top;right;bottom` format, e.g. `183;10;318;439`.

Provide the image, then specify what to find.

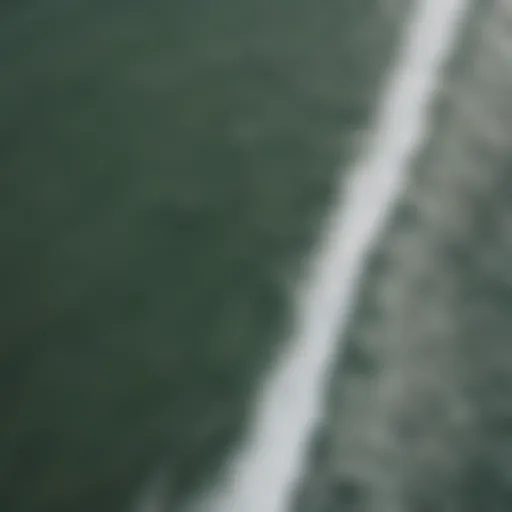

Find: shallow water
295;1;512;511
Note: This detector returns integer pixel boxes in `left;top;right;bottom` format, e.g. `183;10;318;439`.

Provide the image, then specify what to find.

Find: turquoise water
1;1;406;510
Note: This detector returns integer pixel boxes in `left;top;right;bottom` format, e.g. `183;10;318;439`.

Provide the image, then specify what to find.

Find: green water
294;2;512;510
1;2;404;510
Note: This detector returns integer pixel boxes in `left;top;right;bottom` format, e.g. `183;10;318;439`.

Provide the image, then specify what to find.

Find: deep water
0;1;407;511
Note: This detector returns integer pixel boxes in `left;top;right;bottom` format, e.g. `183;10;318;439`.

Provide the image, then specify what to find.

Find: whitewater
187;1;472;512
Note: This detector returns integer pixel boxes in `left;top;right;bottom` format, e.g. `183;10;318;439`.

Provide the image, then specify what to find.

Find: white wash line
201;1;472;512
131;1;473;512
208;1;473;511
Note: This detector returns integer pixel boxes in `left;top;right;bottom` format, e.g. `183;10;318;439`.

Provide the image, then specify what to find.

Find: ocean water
4;1;511;511
200;0;469;511
295;1;512;511
1;1;406;511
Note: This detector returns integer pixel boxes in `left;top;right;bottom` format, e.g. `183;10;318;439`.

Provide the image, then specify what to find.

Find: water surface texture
295;1;512;511
1;1;406;511
203;1;470;511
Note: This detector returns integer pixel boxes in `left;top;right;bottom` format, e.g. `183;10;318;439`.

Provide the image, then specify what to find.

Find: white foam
206;0;472;511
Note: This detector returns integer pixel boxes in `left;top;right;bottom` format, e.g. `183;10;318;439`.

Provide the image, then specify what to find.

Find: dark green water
1;2;405;510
